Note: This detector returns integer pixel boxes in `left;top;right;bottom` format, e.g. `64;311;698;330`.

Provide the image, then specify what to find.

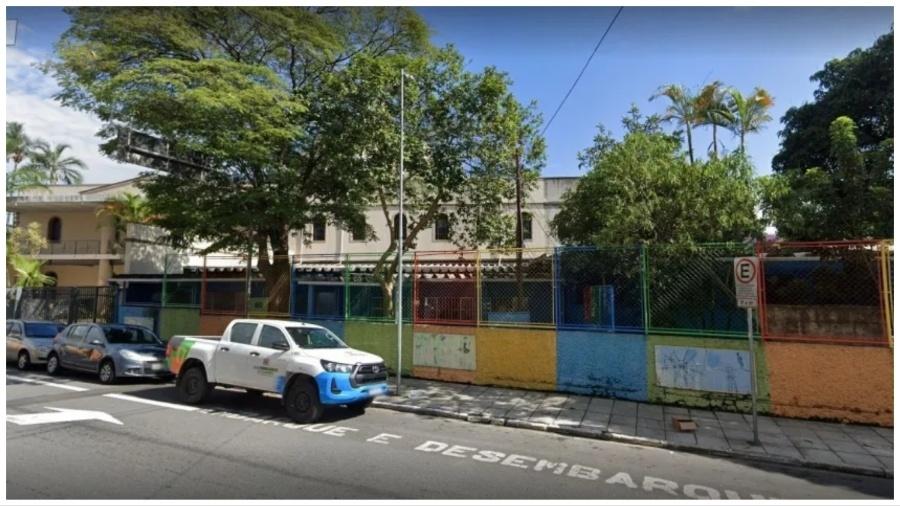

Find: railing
38;240;119;255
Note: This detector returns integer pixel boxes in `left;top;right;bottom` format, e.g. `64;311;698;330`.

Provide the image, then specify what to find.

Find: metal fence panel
7;286;118;324
759;241;889;345
479;248;555;328
414;250;478;325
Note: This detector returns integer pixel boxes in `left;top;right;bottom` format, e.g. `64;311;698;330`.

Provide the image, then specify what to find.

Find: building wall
764;342;893;425
17;210;105;242
40;264;102;287
475;326;557;391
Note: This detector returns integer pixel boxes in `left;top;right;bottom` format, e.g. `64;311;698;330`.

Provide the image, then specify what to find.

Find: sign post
734;257;760;446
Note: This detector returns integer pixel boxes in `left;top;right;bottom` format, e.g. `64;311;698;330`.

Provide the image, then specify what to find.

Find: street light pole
396;69;407;394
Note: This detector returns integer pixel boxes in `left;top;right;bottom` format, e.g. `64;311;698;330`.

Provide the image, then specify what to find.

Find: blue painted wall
293;316;345;339
556;330;648;401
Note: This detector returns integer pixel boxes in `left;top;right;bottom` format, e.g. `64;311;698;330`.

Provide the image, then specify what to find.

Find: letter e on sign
733;257;759;308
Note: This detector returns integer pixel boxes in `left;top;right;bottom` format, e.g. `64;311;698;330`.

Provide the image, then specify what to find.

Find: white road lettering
324;426;359;437
302;424;335;433
8;376;88;392
684;483;721;499
568;464;601;480
366;433;402;445
534;459;568;475
415;441;449;453
501;454;536;469
472;450;506;463
643;476;679;496
725;490;770;500
442;445;477;458
605;472;638;489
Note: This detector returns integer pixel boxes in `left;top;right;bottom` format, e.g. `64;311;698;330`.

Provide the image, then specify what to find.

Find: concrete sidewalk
373;378;893;478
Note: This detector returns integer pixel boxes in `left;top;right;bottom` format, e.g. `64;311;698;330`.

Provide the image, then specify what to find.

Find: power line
541;6;624;137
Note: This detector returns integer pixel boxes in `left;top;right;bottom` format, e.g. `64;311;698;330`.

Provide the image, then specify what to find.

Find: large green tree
764;31;893;240
46;7;429;312
553;109;760;246
319;48;544;314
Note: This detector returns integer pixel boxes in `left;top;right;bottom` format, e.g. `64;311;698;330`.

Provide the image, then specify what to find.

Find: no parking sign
733;257;759;308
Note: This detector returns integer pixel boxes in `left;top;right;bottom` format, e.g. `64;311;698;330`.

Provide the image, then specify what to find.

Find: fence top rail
762;239;889;248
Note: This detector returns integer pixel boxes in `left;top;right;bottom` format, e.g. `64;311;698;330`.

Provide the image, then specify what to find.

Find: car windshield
102;325;161;345
285;327;347;349
25;323;65;338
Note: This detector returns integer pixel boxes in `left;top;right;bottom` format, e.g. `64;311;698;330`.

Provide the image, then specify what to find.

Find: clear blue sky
6;6;893;182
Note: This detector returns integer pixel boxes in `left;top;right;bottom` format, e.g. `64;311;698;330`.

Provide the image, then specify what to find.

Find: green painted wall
646;334;771;413
343;320;413;375
158;307;201;342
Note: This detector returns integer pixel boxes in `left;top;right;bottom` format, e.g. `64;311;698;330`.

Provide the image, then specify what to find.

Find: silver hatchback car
46;323;172;384
6;320;67;370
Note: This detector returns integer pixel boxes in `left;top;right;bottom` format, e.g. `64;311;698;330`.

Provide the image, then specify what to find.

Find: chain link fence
480;248;555;328
413;250;478;325
759;240;889;345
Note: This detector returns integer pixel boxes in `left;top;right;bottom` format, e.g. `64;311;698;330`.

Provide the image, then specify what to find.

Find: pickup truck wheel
284;380;322;424
177;366;211;404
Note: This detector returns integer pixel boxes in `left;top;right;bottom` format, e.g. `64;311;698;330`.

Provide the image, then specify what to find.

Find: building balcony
33;240;123;260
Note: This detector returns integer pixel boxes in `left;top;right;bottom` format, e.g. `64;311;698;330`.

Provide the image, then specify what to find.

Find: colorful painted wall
341;320;414;376
764;342;893;426
557;331;648;401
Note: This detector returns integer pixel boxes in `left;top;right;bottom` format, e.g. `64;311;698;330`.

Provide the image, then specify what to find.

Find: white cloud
5;46;145;183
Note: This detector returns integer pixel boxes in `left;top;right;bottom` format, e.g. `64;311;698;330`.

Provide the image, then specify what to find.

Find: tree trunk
514;140;525;311
712;124;718;159
257;229;291;315
740;131;745;153
686;125;695;165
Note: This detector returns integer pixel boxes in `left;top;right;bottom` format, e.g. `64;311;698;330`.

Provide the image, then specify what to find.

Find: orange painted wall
197;314;236;336
765;341;893;426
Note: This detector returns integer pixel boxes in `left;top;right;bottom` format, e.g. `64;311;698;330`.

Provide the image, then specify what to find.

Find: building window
392;213;408;242
521;212;533;241
434;213;450;241
351;220;367;242
312;217;326;242
47;217;62;243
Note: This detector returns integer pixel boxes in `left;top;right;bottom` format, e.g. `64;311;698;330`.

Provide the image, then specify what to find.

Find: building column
97;259;112;286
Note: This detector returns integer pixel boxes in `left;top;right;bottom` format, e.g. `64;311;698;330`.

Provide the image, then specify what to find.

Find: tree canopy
762;30;893;240
553;109;761;247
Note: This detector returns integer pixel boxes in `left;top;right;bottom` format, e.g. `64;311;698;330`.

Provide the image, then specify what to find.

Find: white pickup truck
166;319;389;423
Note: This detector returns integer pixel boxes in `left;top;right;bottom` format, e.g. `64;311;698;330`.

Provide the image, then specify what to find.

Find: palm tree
10;255;55;287
727;87;775;152
21;142;87;184
6;121;31;170
651;84;700;164
696;81;733;158
97;193;154;250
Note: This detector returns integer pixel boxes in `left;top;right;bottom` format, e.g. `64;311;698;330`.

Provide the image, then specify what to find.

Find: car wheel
284;379;322;424
348;397;374;414
46;353;61;375
176;366;211;404
98;360;117;384
16;351;31;371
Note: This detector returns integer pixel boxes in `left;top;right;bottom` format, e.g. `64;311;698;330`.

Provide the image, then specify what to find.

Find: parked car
167;319;389;423
46;323;171;384
6;320;67;370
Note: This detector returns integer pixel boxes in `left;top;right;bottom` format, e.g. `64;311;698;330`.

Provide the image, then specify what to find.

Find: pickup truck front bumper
314;371;389;405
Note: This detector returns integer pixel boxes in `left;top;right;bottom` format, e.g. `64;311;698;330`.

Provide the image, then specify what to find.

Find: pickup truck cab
167;319;389;423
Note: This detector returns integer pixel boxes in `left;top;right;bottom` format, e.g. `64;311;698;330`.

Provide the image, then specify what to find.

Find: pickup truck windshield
285;327;347;349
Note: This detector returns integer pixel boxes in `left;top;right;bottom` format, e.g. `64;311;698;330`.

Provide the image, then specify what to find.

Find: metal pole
747;306;760;445
396;70;405;394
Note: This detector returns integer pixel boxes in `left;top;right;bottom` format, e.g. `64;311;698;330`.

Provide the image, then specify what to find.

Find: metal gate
6;286;119;324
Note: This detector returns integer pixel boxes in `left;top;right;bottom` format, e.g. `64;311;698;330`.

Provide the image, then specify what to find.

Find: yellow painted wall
765;341;893;426
41;264;101;287
474;326;556;390
18;211;104;242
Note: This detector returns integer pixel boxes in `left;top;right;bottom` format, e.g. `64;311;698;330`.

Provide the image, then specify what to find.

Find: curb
373;400;892;480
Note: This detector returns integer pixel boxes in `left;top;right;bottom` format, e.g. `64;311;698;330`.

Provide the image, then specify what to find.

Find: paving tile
725;430;758;446
666;431;697;446
789;434;829;450
728;440;766;454
555;410;585;427
758;431;792;446
763;444;803;460
636;417;665;430
608;423;636;437
715;411;747;423
635;427;666;441
587;397;614;413
581;411;611;429
505;407;536;421
873;427;894;442
696;425;726;438
823;439;867;454
876;456;893;470
637;403;664;420
780;426;819;439
664;406;690;416
836;451;883;469
816;430;855;443
689;408;718;422
612;400;638;416
695;435;731;452
799;448;843;466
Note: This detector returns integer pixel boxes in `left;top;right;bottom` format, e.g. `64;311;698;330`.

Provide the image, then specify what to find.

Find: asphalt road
5;368;893;500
